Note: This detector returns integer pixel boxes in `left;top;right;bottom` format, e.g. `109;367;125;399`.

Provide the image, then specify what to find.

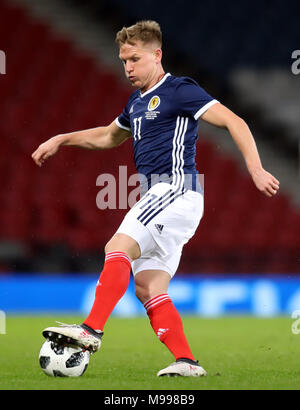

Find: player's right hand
31;137;60;167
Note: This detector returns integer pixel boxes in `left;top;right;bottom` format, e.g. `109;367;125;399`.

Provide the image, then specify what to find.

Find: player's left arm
201;103;280;197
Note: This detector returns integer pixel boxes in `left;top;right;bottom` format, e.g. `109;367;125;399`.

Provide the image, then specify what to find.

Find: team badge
148;96;161;111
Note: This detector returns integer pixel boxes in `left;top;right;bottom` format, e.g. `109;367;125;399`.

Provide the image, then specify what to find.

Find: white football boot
42;322;102;353
157;358;207;377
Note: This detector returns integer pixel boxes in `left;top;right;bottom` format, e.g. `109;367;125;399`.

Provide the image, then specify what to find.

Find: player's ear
153;47;162;63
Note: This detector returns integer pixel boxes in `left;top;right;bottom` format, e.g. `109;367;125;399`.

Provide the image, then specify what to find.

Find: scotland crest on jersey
115;73;219;195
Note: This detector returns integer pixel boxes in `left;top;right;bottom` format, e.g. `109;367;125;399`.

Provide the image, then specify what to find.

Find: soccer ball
39;340;90;377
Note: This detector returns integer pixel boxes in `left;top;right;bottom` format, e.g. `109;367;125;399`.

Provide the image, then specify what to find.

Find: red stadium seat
0;1;299;273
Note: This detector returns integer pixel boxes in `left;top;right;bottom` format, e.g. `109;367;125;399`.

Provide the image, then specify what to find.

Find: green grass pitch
0;316;299;390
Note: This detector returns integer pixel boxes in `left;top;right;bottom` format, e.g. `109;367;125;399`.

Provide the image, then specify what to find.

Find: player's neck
141;69;165;94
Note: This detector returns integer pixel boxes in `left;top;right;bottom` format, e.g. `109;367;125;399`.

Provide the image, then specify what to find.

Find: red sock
144;294;195;361
84;252;131;331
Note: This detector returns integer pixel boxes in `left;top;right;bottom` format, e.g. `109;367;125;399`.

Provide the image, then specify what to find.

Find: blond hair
115;20;162;48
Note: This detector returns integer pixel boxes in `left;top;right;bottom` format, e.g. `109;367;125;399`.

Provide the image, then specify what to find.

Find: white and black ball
39;340;90;377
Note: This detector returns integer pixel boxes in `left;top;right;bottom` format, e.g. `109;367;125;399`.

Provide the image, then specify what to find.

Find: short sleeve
175;77;219;120
115;104;131;131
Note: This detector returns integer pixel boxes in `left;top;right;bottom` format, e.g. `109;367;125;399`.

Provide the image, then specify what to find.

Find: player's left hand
251;168;280;197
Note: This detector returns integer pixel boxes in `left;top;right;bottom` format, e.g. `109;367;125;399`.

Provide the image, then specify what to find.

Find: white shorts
116;183;204;278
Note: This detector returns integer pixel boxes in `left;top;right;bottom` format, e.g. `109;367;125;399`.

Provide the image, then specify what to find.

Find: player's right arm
31;120;131;167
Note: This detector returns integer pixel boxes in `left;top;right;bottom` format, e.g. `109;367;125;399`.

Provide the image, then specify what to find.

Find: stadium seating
0;1;299;273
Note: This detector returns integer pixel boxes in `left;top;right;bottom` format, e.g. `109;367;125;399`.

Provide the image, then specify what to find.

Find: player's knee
134;270;171;304
104;233;141;260
134;283;161;304
134;284;149;303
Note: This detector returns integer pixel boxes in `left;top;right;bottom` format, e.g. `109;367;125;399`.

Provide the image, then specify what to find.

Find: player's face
119;40;162;92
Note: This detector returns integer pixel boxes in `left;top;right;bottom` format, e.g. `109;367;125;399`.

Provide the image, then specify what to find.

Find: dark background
0;0;299;275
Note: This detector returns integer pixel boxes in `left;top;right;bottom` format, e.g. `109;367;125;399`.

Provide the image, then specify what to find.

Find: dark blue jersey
116;73;219;195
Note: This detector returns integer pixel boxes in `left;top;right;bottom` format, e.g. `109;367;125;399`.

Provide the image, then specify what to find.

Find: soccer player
32;21;279;377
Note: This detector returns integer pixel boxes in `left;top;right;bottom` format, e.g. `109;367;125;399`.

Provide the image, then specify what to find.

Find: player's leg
43;233;140;352
135;269;195;361
104;232;141;259
82;233;140;332
134;269;206;377
134;269;170;304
